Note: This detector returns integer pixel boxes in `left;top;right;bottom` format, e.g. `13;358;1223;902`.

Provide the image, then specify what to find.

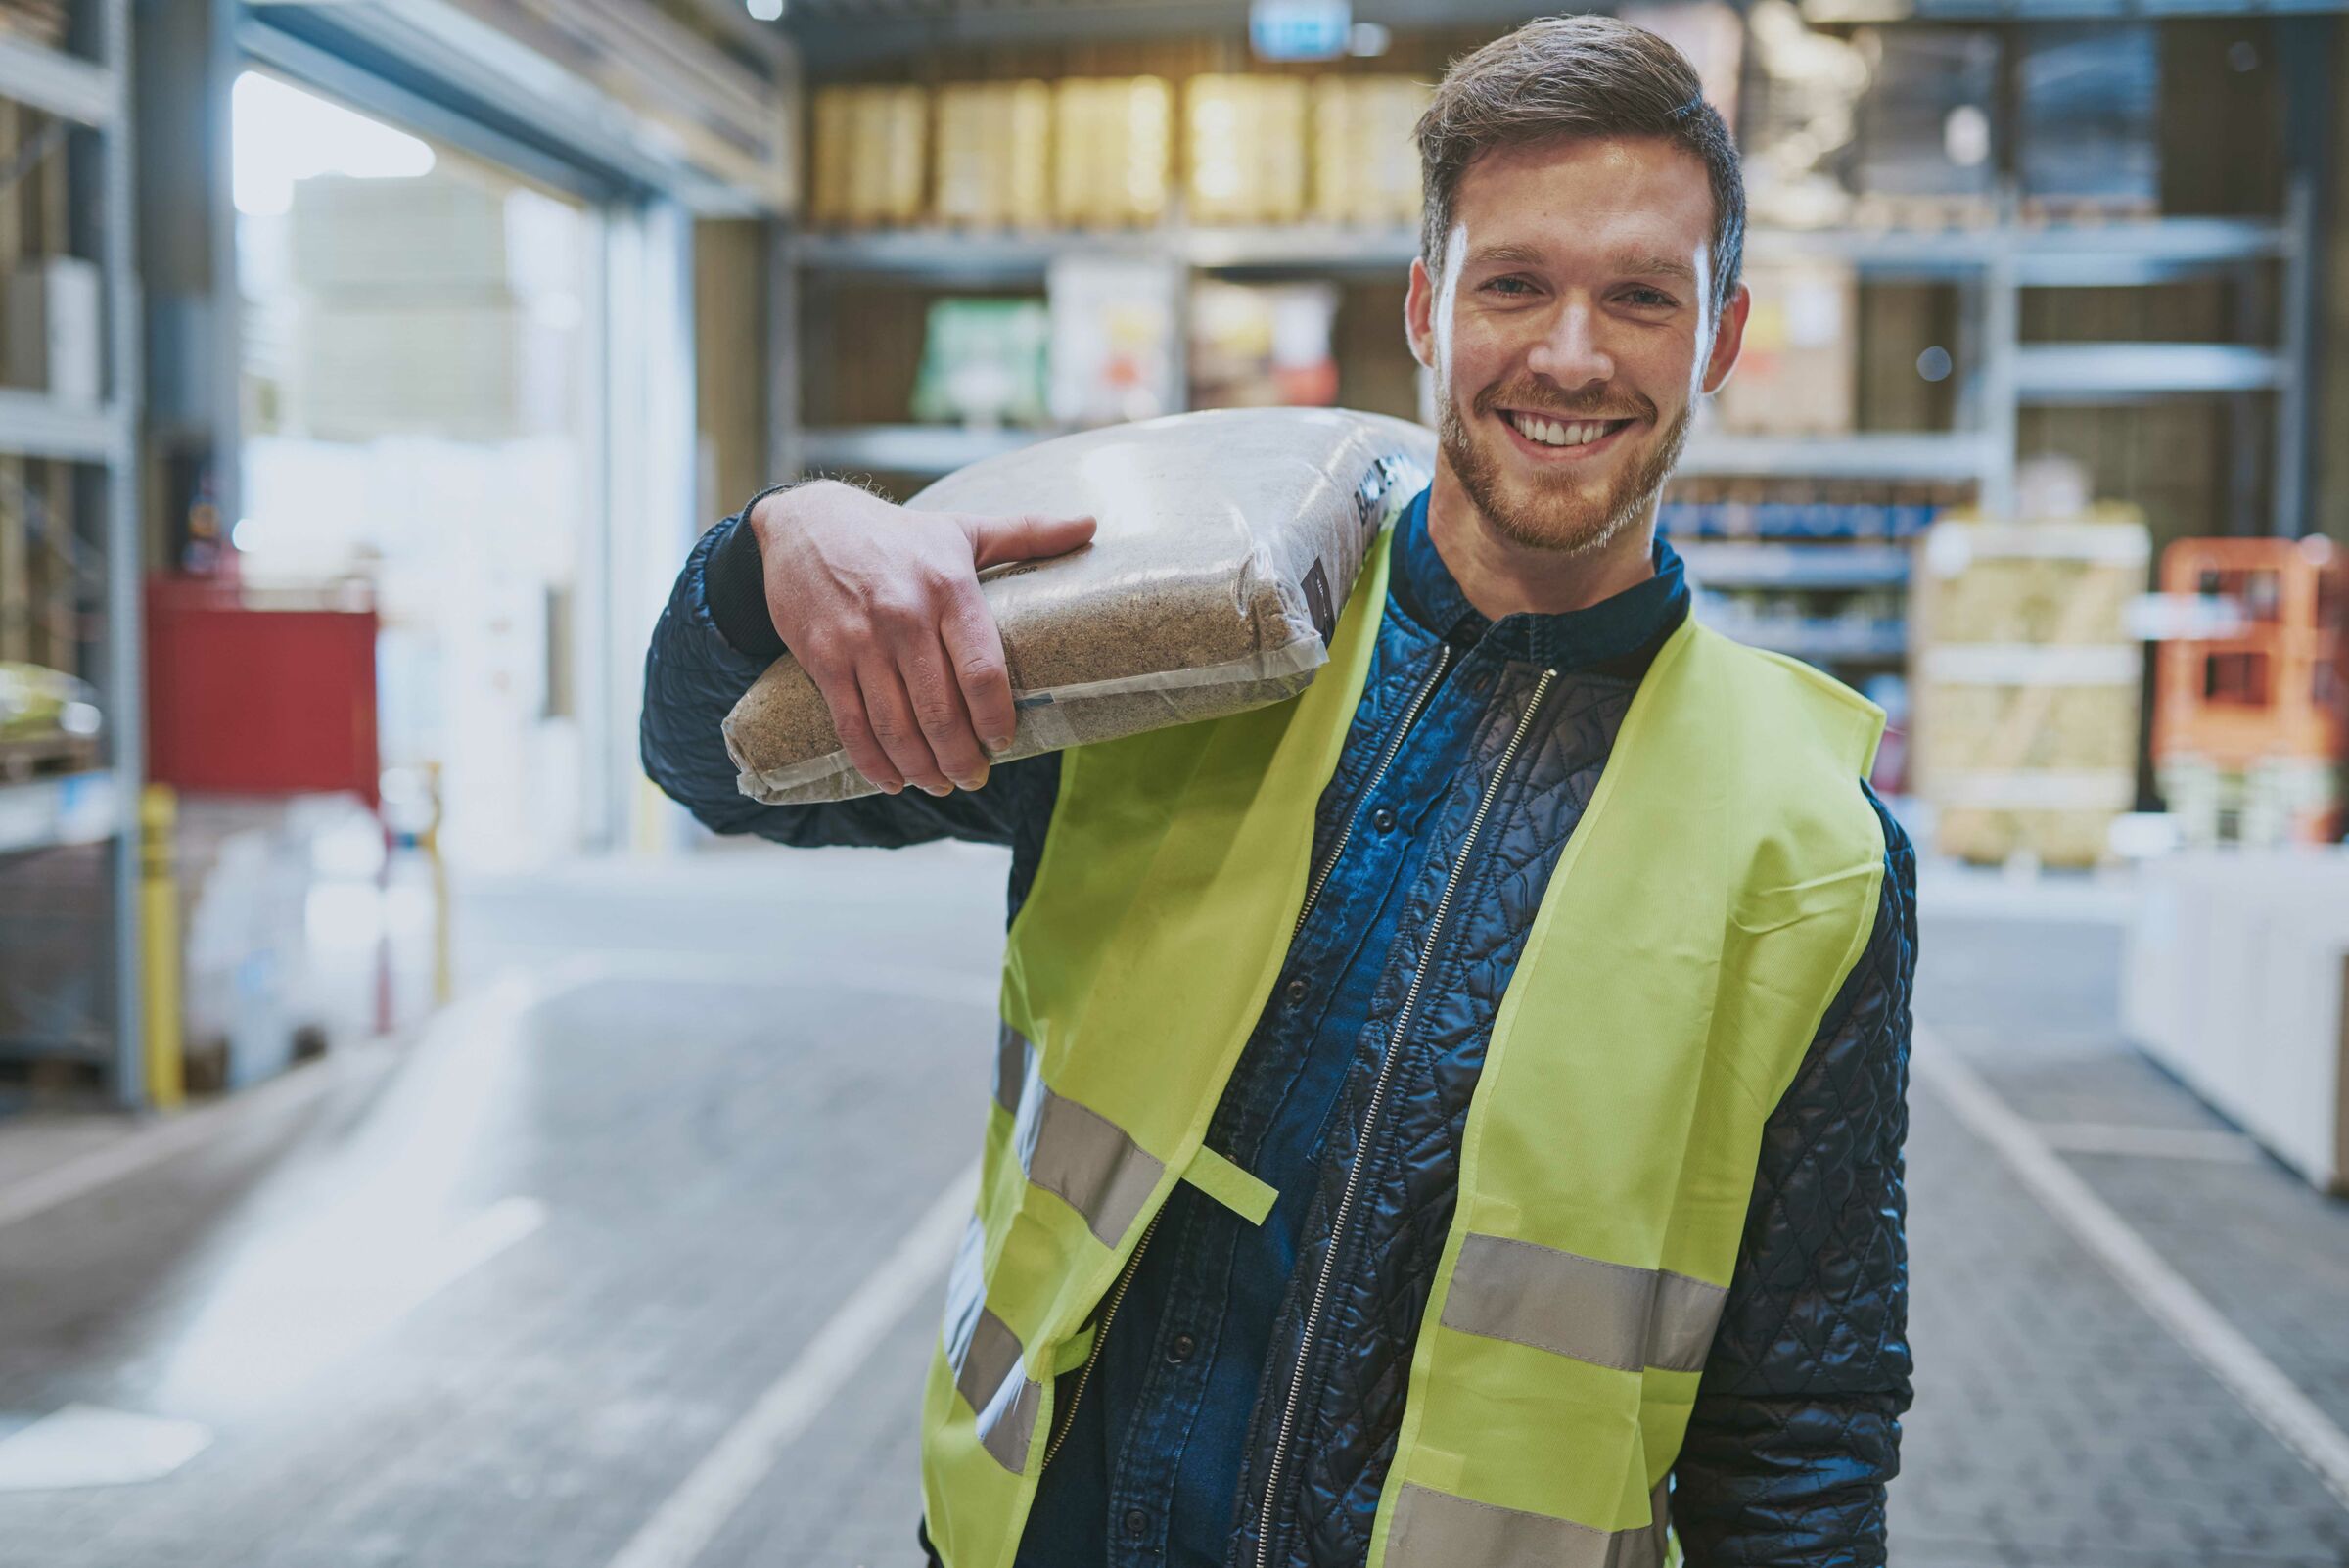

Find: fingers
857;659;955;798
803;651;902;795
940;582;1018;755
964;512;1097;572
900;628;992;791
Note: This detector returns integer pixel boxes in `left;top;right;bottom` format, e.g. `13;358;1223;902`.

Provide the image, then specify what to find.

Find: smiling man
640;16;1914;1568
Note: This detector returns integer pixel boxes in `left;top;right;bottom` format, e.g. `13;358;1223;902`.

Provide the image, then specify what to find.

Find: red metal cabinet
145;578;379;807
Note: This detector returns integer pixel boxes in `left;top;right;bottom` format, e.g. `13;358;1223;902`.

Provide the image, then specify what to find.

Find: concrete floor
0;841;2345;1568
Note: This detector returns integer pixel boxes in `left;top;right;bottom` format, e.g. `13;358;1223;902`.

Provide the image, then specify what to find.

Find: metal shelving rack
779;208;2310;515
0;0;143;1105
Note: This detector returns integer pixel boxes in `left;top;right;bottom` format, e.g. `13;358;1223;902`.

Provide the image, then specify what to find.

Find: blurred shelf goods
934;81;1053;232
807;85;928;228
1188;280;1338;410
1911;509;2152;868
2153;536;2346;849
1185;73;1309;226
1309;75;1430;229
1054;77;1174;230
911;298;1053;428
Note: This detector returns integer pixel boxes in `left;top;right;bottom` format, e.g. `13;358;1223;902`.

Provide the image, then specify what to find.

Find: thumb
964;512;1096;571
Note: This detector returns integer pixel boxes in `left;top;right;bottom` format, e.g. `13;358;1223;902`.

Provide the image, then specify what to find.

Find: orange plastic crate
2153;536;2346;770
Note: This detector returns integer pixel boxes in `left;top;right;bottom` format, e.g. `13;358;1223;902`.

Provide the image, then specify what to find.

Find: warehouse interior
0;0;2347;1564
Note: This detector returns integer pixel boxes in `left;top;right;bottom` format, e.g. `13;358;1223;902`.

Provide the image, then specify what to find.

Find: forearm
639;506;1045;850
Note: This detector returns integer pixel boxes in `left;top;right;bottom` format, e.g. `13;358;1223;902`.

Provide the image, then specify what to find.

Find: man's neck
1424;467;1659;623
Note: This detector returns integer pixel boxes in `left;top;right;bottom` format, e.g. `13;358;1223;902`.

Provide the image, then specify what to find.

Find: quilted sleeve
1669;785;1916;1567
638;510;1056;852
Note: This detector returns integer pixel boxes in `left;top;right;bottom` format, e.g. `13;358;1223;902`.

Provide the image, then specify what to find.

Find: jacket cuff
706;490;795;661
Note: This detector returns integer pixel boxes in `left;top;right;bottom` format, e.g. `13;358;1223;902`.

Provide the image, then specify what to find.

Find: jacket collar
1388;484;1688;674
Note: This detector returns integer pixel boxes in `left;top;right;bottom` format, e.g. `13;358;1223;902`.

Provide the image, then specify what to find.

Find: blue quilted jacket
641;486;1915;1568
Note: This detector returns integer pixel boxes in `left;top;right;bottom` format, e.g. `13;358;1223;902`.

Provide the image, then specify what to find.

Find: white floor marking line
2033;1121;2263;1164
605;1162;981;1568
0;1405;212;1491
1914;1030;2349;1511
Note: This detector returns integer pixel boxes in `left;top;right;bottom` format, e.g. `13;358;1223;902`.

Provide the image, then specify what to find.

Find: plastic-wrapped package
724;406;1434;805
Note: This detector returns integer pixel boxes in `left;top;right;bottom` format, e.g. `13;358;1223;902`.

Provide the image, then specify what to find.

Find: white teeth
1509;411;1620;448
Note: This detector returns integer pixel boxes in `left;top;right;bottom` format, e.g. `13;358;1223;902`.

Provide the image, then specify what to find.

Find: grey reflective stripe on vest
998;1026;1165;1247
993;1021;1027;1115
941;1212;1040;1473
1386;1482;1669;1568
1441;1233;1728;1375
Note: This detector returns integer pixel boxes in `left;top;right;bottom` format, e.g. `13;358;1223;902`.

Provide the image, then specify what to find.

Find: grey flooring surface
0;844;2342;1567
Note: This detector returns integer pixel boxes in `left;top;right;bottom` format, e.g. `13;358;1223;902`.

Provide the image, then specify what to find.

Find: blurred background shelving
766;8;2326;733
0;0;140;1109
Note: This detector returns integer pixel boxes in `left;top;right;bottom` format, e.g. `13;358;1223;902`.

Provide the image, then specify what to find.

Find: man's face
1405;134;1749;557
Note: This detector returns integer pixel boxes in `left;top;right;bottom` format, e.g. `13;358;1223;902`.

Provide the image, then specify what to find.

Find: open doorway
230;70;604;873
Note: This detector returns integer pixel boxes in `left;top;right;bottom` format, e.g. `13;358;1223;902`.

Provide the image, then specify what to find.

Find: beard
1437;381;1691;557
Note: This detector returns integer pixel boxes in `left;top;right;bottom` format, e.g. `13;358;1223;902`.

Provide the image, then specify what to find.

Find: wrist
748;479;833;551
709;496;792;661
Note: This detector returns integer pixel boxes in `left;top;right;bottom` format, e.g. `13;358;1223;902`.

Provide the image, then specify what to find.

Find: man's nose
1524;299;1614;391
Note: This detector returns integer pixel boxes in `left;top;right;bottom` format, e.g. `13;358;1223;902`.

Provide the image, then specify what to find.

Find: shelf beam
0;391;125;462
2014;343;2286;401
0;36;119;127
1679;432;1993;482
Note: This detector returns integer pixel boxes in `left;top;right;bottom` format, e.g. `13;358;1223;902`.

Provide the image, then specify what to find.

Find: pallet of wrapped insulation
1911;508;2150;867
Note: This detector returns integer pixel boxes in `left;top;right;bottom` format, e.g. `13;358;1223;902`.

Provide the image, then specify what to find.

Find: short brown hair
1414;16;1744;324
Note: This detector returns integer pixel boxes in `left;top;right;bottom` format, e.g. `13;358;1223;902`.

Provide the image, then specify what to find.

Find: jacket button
1283;978;1309;1007
1123;1508;1149;1539
1168;1332;1197;1363
1371;807;1397;834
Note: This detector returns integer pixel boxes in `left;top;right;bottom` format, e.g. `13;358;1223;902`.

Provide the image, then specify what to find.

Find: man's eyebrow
1615;253;1698;286
1461;241;1550;268
1459;243;1699;287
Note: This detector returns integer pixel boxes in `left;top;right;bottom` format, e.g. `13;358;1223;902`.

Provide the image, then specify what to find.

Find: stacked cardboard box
1053;77;1173;229
934;81;1053;230
1309;76;1431;228
1911;510;2151;866
1712;259;1857;437
808;86;928;228
1186;75;1308;226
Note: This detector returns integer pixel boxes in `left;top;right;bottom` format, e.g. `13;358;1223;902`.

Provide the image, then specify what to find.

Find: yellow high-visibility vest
922;528;1886;1568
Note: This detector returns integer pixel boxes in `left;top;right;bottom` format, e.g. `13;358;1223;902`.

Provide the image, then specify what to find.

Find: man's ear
1405;255;1438;371
1699;281;1751;397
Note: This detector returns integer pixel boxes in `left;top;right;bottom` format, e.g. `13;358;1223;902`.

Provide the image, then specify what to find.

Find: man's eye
1482;277;1536;296
1625;288;1678;307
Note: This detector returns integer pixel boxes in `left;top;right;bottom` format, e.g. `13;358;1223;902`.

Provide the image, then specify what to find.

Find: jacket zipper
1040;644;1455;1472
1251;667;1557;1568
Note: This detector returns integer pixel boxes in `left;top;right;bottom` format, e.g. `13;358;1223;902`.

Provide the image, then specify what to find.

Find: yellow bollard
139;784;185;1110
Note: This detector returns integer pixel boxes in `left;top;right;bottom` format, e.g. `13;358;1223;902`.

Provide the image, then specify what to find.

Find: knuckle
871;589;931;629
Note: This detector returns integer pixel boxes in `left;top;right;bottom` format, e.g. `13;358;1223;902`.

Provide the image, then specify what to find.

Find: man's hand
749;481;1096;797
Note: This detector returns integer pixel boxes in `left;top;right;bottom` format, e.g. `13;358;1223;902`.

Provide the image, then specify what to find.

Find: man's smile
1494;406;1641;462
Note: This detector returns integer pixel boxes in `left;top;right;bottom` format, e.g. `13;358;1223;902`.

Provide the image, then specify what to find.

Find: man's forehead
1451;134;1714;266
